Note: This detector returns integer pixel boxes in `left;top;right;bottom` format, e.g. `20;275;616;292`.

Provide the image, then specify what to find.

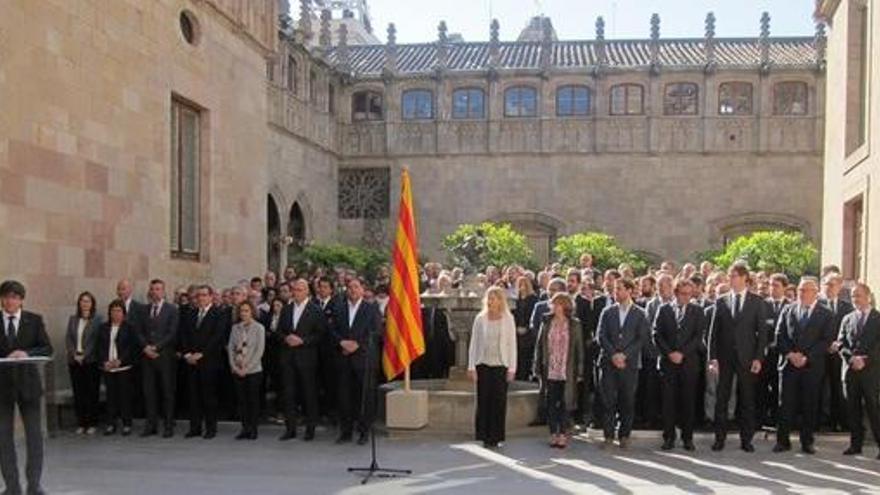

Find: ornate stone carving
338;167;390;219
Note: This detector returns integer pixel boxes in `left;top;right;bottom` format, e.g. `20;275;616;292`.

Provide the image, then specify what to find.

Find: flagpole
404;365;411;392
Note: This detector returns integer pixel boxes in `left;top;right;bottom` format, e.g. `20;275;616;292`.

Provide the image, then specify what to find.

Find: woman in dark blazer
96;299;138;436
65;291;103;435
513;276;540;381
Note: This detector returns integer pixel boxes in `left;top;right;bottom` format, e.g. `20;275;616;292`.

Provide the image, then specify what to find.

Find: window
328;83;335;114
179;10;200;45
773;82;808;115
718;82;753;115
452;88;485;119
556;85;591;116
663;82;699;115
504;86;538;117
610;84;644;115
352;91;383;121
170;98;201;258
843;195;864;280
287;56;297;93
309;70;318;104
846;3;869;155
401;89;434;120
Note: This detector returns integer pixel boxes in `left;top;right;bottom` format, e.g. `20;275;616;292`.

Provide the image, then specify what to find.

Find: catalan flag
382;168;425;381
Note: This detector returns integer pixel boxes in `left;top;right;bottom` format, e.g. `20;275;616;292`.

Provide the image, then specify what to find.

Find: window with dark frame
287;56;297;93
504;86;538;117
452;88;485;119
610;84;644;115
170;98;201;259
309;70;318;104
718;82;753;115
773;81;808;115
845;3;869;156
328;83;335;114
843;195;864;281
401;89;434;120
663;82;699;115
556;85;591;117
352;91;383;121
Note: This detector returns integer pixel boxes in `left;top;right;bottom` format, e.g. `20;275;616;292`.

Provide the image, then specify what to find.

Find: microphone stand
347;305;411;485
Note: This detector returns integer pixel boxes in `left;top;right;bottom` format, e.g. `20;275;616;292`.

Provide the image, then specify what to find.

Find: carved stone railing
388;121;437;154
764;116;819;153
438;121;489;154
706;117;756;152
491;119;542;153
343;121;387;156
653;117;703;153
596;117;649;153
546;119;594;153
266;83;337;150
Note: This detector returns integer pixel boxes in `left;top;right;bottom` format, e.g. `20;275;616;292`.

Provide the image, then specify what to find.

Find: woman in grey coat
65;291;103;434
533;292;584;448
228;301;266;440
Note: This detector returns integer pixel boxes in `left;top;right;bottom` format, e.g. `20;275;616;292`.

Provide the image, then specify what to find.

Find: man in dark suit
0;280;53;495
707;262;769;452
820;273;855;432
331;278;382;445
140;279;180;438
181;285;231;439
313;276;339;421
278;279;325;441
773;277;835;454
654;278;704;451
640;274;673;429
116;278;148;335
597;278;650;449
758;273;789;428
834;283;880;459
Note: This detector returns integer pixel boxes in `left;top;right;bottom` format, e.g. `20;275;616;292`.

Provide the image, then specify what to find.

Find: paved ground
17;424;880;494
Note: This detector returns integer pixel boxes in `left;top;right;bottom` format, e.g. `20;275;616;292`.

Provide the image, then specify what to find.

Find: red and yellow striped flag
382;168;425;381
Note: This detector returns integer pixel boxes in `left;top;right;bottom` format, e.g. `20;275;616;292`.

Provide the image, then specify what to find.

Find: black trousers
318;338;338;420
336;355;374;435
235;372;262;435
777;365;823;447
280;353;318;429
575;342;595;425
661;361;699;442
636;358;661;427
104;370;133;426
515;335;534;382
757;348;780;427
0;396;42;493
823;353;848;430
591;346;605;426
68;362;100;428
142;352;176;428
260;338;282;416
845;371;880;449
714;358;757;444
475;365;508;444
600;365;639;439
546;380;568;435
187;365;219;433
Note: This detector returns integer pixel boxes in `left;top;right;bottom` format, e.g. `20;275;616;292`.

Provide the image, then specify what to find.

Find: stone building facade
817;0;878;287
269;5;826;267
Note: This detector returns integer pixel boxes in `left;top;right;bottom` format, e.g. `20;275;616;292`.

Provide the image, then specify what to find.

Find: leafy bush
711;231;818;278
442;222;534;272
289;243;388;281
554;232;648;273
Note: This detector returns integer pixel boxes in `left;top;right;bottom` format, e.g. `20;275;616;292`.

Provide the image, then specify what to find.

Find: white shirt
76;318;88;354
618;302;632;327
827;298;839;314
150;301;163;318
198;304;212;325
292;300;307;329
730;290;748;314
318;297;332;310
798;300;818;321
2;309;22;337
348;298;362;327
123;298;133;314
109;325;120;362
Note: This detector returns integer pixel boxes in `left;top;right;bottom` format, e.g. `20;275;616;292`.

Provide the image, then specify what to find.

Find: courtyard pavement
24;425;880;494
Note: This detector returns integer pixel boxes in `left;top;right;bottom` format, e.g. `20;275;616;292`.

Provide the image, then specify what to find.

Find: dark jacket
774;302;835;372
277;300;326;368
533;315;584;410
180;305;232;370
708;291;769;368
65;314;104;364
138;301;179;354
652;301;705;369
95;321;139;369
837;308;880;380
597;303;650;370
331;299;382;369
0;310;54;404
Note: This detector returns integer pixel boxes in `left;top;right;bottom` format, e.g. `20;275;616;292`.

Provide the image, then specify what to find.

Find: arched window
401;89;434;120
309;70;318;104
663;82;699;115
556;85;591;116
504;86;538;117
287;56;298;93
352;91;383;121
773;81;808;115
610;84;644;115
452;88;485;119
718;82;753;115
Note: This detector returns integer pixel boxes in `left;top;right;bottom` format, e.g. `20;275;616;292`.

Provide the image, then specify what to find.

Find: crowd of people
1;254;879;494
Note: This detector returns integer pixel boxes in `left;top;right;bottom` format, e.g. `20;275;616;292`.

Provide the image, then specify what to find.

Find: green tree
443;222;534;272
712;231;818;278
553;232;648;273
289;243;388;282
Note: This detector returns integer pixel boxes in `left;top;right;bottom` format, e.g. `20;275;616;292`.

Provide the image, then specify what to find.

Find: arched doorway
488;212;565;265
267;195;282;273
289;202;305;254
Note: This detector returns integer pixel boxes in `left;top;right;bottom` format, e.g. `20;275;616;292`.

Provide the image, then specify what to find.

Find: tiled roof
328;38;818;76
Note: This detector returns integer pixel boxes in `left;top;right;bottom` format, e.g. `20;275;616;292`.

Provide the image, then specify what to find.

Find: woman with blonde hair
533;292;584;448
468;286;517;448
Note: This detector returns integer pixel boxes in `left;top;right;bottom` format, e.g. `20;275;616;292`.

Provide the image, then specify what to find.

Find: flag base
385;389;428;429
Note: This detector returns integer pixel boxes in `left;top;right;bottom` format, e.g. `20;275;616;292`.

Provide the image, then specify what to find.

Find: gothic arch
267;193;283;274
